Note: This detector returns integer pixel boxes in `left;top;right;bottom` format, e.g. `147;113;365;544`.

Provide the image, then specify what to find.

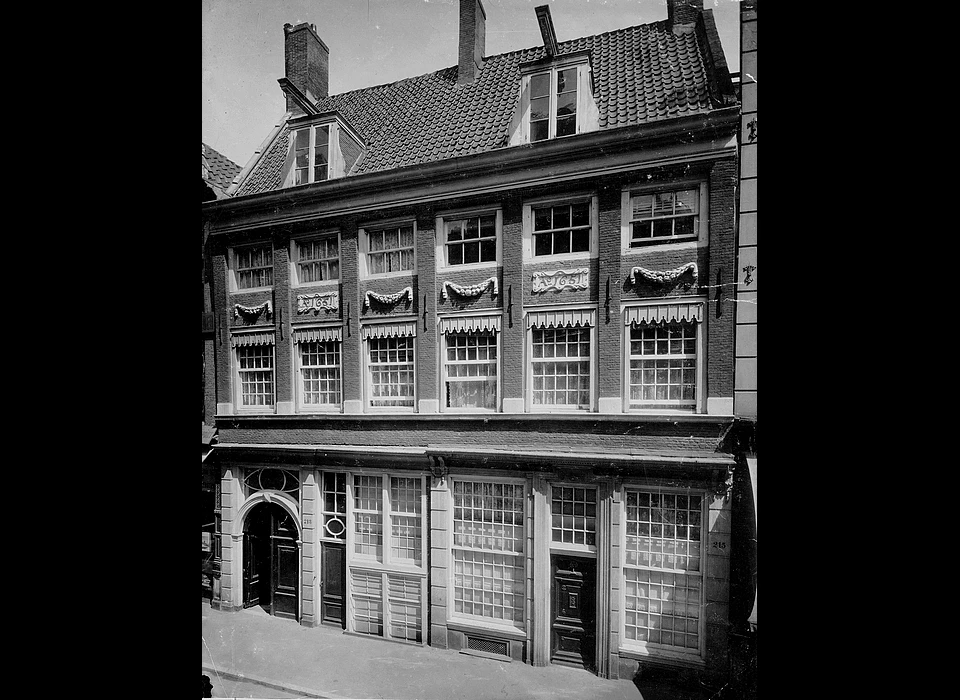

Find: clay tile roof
235;19;722;197
201;142;242;198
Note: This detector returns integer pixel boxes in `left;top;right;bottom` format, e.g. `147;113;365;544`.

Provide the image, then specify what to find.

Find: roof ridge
319;19;670;103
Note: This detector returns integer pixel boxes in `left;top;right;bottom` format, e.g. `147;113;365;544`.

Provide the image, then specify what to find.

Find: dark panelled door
271;538;299;620
551;556;596;668
320;543;345;627
242;530;261;608
242;503;299;621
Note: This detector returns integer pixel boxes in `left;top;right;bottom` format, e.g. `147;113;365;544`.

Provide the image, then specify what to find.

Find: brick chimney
458;0;486;85
283;22;329;111
667;0;702;33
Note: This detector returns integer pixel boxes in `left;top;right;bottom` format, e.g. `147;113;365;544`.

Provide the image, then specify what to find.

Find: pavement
202;602;719;700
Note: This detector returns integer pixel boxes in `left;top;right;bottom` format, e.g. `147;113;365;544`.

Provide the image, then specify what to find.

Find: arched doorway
242;502;299;620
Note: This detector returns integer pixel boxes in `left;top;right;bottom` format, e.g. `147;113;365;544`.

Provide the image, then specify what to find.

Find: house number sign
297;292;339;314
532;268;589;293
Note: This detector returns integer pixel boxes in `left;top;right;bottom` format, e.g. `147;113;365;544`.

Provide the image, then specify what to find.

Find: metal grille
466;636;508;657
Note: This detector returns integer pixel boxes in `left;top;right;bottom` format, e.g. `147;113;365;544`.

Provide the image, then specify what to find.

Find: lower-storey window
350;569;424;642
628;323;697;409
622;488;704;655
451;479;526;628
531;326;591;409
444;331;497;410
367;337;415;408
237;344;274;407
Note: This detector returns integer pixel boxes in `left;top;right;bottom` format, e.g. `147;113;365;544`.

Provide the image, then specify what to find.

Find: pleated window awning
624;302;703;327
360;321;417;340
230;331;276;347
292;326;343;344
439;315;502;334
526;309;596;329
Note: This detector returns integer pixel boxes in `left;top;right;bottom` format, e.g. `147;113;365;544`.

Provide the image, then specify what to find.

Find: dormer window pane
526;65;582;142
314;126;330;182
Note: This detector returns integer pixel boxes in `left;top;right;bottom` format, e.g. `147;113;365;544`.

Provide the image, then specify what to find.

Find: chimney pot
668;0;703;32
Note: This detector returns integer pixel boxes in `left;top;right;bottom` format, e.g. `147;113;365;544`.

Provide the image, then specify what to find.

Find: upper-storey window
293;233;340;285
231;243;274;291
361;223;416;277
523;196;598;262
622;183;708;251
446;214;496;266
294;125;330;185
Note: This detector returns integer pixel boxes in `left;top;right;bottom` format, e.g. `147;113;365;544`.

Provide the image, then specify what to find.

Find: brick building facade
201;0;750;686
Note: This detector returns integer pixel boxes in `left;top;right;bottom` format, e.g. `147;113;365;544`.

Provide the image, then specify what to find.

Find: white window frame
290;231;341;287
549;483;599;555
522;194;599;263
448;475;528;634
292;123;333;186
344;471;428;644
435;207;502;271
362;329;417;413
520;59;590;143
621;181;709;254
525;310;597;413
439;324;501;414
622;297;706;415
293;331;342;413
359;219;417;279
229;242;274;292
318;470;348;542
619;484;707;663
232;338;275;413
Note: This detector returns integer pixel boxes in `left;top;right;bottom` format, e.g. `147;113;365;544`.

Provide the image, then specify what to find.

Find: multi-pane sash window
531;326;591;409
445;214;497;266
623;489;704;654
551;486;597;547
236;345;274;407
628;323;697;409
444;332;498;410
234;244;273;290
298;340;342;407
629;188;699;245
294;125;330;185
351;474;424;565
529;67;579;142
321;472;347;540
353;475;384;560
367;337;415;408
533;202;591;256
295;236;339;283
367;225;415;275
452;480;526;627
390;477;423;566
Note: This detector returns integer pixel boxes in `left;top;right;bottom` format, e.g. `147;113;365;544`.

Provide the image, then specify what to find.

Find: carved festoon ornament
234;301;272;320
441;277;498;301
630;262;698;287
364;286;412;310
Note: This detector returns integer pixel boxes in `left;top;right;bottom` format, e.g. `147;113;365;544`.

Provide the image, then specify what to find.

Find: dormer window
283;116;364;188
294;125;330;185
511;58;598;146
530;67;578;141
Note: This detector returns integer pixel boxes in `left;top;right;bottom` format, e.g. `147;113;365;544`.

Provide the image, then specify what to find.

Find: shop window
451;479;526;629
350;570;423;643
622;488;705;657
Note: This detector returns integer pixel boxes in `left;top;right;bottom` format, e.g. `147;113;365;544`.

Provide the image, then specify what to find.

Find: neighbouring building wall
734;2;757;419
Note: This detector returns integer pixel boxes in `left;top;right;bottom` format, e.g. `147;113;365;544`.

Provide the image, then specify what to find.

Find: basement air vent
466;635;509;658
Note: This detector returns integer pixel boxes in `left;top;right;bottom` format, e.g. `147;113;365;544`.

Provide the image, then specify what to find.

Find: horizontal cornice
203;108;739;236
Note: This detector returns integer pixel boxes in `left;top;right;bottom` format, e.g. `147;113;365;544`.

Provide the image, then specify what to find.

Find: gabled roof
235;19;731;198
202;142;242;199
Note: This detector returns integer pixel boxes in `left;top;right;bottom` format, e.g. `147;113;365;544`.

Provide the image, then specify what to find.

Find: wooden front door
320;542;346;627
242;503;299;621
551;555;596;669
